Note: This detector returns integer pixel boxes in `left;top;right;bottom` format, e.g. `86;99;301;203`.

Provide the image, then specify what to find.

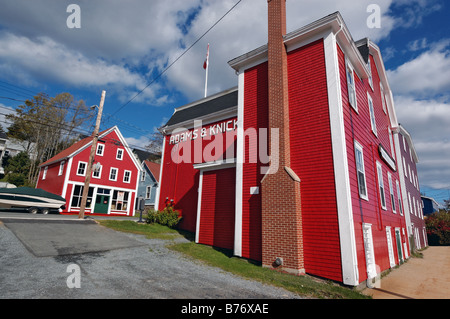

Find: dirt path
363;246;450;299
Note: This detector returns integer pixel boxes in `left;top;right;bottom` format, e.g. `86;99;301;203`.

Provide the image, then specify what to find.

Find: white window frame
354;141;368;201
376;161;387;210
396;180;403;216
368;93;377;136
43;166;48;180
380;82;387;114
77;161;87;176
388;128;395;157
145;186;152;199
403;157;408;178
123;170;131;183
92;163;102;179
367;56;373;90
109;167;118;181
58;161;65;176
141;170;146;182
386;227;396;268
363;223;377;279
346;60;358;111
408;192;412;215
388;172;396;213
96;143;105;156
116;148;124;160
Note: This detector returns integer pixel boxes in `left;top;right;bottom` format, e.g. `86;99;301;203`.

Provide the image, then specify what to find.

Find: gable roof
160;87;238;132
144;160;160;183
39;126;142;171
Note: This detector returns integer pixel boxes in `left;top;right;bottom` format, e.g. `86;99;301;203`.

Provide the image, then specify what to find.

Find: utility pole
78;90;106;219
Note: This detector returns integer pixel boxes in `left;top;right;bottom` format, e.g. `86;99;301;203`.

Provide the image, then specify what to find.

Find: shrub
425;211;450;246
146;206;182;228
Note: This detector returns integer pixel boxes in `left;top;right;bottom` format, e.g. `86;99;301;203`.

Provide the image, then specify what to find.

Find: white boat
0;187;66;214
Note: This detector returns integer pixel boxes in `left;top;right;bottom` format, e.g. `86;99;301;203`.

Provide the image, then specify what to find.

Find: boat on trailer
0;187;66;214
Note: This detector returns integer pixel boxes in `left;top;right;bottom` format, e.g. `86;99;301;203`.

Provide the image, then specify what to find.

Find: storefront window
71;185;94;208
111;190;129;211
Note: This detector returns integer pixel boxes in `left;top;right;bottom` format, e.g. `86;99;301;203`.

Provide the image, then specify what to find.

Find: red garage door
198;167;236;250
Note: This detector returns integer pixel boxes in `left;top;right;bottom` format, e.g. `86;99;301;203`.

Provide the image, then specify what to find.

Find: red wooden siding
198;168;236;250
338;44;409;282
241;62;268;261
158;118;237;233
36;161;66;195
287;39;342;282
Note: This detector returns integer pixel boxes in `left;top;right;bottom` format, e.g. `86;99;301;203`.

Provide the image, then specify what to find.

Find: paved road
0;213;302;300
362;246;450;299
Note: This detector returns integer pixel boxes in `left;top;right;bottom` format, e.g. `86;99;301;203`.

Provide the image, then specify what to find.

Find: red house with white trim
36;126;141;217
157;4;413;287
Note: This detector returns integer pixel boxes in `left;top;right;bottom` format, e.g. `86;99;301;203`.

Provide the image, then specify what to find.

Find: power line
109;0;243;117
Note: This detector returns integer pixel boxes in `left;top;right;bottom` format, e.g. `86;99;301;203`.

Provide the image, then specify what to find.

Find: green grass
100;220;369;299
98;220;181;240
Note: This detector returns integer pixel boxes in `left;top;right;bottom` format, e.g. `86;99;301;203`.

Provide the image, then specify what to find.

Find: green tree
426;210;450;246
4;151;31;187
6;92;93;185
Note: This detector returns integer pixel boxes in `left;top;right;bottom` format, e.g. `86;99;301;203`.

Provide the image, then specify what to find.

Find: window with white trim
141;170;146;182
116;148;124;160
92;163;102;179
71;185;94;208
408;192;412;215
368;93;377;136
146;186;151;199
396;180;403;215
388;128;395;157
123;170;131;183
388;173;396;213
363;223;377;279
109;167;118;181
367;56;373;89
111;190;129;211
386;227;396;268
96;143;104;156
376;162;386;210
77;161;87;176
403;157;407;178
346;61;357;111
58;161;65;176
43;166;48;180
354;141;368;200
380;82;387;114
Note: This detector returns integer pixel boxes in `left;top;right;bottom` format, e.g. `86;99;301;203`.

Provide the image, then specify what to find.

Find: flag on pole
204;43;209;97
203;43;210;70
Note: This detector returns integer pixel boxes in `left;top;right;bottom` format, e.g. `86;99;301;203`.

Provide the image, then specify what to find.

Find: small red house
36;126;141;217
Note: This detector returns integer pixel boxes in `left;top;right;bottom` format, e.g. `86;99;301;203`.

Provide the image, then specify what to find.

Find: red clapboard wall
287;39;343;282
241;62;269;262
198;167;236;250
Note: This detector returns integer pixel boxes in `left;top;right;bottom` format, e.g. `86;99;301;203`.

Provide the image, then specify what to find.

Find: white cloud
394;95;450;189
387;39;450;97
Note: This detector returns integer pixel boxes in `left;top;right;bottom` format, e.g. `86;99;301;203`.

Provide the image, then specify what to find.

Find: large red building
37;126;141;217
157;4;416;287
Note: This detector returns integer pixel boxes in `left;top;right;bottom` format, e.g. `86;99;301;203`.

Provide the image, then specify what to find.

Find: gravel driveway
0;218;302;299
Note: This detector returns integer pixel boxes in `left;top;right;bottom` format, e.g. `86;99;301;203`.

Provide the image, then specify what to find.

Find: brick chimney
261;0;304;275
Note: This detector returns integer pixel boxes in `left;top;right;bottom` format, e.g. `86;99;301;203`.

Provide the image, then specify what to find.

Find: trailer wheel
41;208;50;215
28;207;38;214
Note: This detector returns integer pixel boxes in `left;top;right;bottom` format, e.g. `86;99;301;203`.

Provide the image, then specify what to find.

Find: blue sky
0;0;449;205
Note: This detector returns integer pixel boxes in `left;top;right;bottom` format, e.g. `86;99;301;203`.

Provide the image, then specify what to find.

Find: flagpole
204;43;209;98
